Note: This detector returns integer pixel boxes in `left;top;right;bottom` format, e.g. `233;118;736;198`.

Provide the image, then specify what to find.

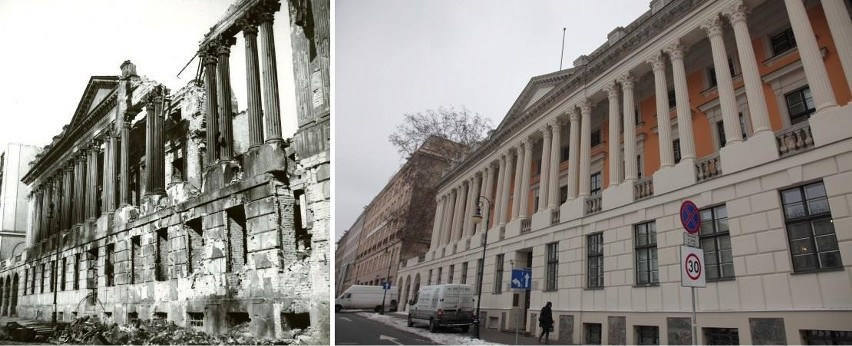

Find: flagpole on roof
559;27;567;70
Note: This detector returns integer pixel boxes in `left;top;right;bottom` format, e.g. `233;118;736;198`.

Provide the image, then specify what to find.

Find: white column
466;174;482;237
538;126;552;210
567;108;581;198
453;183;467;241
430;197;446;250
649;52;675;168
511;145;523;220
729;4;772;134
578;100;592;197
703;15;744;145
499;153;512;226
666;41;697;160
605;81;622;185
823;0;852;97
481;166;493;232
619;74;638;181
494;155;506;227
519;140;533;218
442;189;457;245
548;119;562;208
785;0;837;110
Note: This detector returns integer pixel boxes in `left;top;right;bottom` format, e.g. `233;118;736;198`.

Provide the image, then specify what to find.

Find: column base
810;103;852;147
602;181;635;210
202;160;242;194
652;159;697;196
720;130;780;175
560;197;586;223
243;141;289;179
531;209;551;231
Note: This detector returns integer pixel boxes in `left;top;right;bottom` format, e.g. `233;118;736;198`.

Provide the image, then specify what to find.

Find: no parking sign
681;246;706;287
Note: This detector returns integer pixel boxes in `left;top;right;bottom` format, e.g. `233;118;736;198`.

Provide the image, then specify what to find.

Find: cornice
438;0;707;190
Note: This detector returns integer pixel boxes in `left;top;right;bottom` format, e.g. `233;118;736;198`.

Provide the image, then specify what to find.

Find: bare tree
388;106;494;160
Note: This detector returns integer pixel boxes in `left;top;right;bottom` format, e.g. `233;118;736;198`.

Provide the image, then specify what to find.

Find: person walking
538;301;553;344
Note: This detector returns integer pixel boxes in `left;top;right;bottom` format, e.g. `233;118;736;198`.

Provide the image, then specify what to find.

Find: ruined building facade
0;0;329;342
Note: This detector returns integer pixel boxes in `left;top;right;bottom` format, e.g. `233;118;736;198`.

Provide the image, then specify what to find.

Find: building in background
0;0;329;343
0;143;39;262
335;212;364;296
397;0;852;344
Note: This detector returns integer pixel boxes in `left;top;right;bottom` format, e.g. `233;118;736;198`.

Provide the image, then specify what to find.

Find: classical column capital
617;73;634;90
701;15;724;37
646;51;667;71
541;124;552;138
578;99;592;114
603;80;620;98
237;17;259;34
665;41;688;60
568;107;580;122
256;10;276;24
200;50;218;66
727;2;749;26
519;138;529;149
548;117;562;129
216;37;237;55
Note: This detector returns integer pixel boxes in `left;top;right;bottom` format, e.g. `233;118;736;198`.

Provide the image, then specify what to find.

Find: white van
407;284;475;332
335;285;398;313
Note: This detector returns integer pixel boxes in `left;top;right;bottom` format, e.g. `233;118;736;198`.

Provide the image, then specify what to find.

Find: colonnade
430;0;852;250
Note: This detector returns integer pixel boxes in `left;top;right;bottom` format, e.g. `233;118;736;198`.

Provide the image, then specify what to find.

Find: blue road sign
510;269;531;290
383;281;391;290
680;200;701;234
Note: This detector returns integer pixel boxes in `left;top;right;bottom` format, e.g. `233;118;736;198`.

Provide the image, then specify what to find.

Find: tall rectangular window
560;185;568;204
700;205;734;280
60;257;67;291
427;269;432;285
105;244;115;287
41;263;46;293
587;233;603;288
782;182;843;271
673;139;682;164
436;267;443;285
226;206;248;272
771;27;796;56
461;262;468;284
31;265;36;294
561;146;569;162
590;172;602;196
591;130;602;147
186;217;203;274
448;265;455;284
131;236;141;284
636;326;660;345
156;228;169;281
585;323;602;345
637;155;643;179
73;253;80;290
545;242;558;291
635;222;658;285
23;269;28;296
668;89;676;107
533;187;540;211
785;86;815;125
494;254;504;293
475;259;483;295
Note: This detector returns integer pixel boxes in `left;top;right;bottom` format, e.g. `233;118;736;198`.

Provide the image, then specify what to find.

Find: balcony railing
521;219;531;234
696;153;722;182
586;195;602;214
551;209;560;225
634;177;654;200
776;121;814;156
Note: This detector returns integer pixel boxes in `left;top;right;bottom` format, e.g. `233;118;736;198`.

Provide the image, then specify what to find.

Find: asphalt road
335;312;436;345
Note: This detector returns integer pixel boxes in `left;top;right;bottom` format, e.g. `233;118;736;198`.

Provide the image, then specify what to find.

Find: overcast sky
0;0;297;152
335;1;652;242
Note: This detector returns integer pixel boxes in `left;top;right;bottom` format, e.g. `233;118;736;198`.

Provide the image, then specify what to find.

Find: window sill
790;266;845;275
706;276;736;283
633;283;659;288
584;286;604;291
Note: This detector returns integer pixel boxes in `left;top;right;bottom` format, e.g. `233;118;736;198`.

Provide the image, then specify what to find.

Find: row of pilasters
428;0;852;248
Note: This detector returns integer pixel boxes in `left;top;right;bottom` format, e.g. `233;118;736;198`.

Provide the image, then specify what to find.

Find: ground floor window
636;325;659;345
704;327;739;345
801;330;852;345
585;323;602;344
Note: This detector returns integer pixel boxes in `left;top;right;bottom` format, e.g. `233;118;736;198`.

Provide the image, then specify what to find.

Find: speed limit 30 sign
681;246;706;287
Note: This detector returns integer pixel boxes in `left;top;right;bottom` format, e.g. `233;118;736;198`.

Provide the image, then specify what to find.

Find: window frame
770;27;797;57
590;172;602;196
634;222;659;285
494;254;504;294
545;242;559;291
700;205;735;281
784;86;816;125
587;233;604;288
781;181;843;273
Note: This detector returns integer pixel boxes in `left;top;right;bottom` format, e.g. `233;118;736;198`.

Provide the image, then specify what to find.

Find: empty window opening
226;206;248;272
127;312;139;324
156;228;169;281
281;312;311;331
294;190;311;251
153;312;167;320
186;217;204;274
131;236;141;284
188;312;204;329
227;312;251;329
73;253;80;290
105;244;115;287
60;257;67;291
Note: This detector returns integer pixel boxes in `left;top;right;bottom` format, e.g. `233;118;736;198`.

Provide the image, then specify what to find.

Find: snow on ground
357;312;503;345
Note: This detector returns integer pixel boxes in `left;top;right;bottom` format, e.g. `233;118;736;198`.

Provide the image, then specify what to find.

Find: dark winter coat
538;305;554;330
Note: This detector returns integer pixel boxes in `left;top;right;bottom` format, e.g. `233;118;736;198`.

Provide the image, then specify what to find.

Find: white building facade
396;0;852;344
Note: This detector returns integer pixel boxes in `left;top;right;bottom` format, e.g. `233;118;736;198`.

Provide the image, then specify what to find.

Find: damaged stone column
120;118;131;206
215;39;236;160
201;49;220;165
104;128;118;213
86;141;100;220
145;88;166;197
63;163;73;230
259;8;283;143
75;149;87;224
241;17;265;147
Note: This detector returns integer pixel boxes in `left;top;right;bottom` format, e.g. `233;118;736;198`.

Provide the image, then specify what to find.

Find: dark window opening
545;242;558;291
186;217;203;274
709;58;736;88
153;312;167;320
673;139;682;164
127;312;139;324
105;244;115;287
786;86;816;125
131;236;141;284
591;130;602;147
587;233;603;288
668;89;676;108
560;185;568;204
188;312;204;329
40;263;46;293
461;262;468;284
561;146;569;162
585;323;602;345
293;190;311;251
590;172;602;196
227;312;251;329
156;228;169;281
636;326;659;345
493;254;504;294
704;327;739;345
281;312;311;331
448;264;454;284
801;330;852;344
781;182;842;272
226;206;248;272
73;253;80;290
771;27;797;56
60;257;67;291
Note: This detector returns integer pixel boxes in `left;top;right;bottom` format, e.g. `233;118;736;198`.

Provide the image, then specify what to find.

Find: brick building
398;0;852;344
0;0;329;343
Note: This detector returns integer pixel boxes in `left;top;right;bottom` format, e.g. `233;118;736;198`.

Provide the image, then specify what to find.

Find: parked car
335;285;398;313
407;284;475;333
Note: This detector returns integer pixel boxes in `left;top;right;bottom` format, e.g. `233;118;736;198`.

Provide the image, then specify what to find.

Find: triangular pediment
494;68;574;132
67;76;120;131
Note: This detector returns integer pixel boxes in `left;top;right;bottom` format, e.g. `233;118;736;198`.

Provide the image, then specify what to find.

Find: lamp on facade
470;196;490;339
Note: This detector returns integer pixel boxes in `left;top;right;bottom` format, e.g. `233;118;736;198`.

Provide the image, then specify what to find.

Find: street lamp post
470;196;491;339
380;246;393;315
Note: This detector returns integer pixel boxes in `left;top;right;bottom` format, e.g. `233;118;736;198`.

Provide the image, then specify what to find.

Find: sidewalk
387;312;544;345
